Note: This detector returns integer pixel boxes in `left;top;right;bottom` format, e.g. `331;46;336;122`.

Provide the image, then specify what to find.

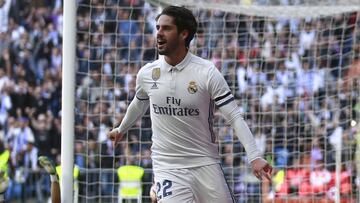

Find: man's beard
157;38;179;56
157;48;168;55
156;41;168;55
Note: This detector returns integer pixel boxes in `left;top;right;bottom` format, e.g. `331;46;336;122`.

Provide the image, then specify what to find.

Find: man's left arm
218;101;272;181
207;66;272;180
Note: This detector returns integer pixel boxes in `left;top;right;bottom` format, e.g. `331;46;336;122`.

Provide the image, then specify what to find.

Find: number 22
156;179;172;199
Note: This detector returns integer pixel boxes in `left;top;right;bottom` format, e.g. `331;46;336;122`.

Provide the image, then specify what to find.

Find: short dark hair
156;6;197;48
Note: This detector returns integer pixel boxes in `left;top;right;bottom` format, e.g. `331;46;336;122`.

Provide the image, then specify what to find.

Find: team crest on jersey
151;68;160;89
187;81;198;94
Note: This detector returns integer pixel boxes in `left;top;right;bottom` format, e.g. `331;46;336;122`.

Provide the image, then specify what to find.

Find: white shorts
154;164;235;203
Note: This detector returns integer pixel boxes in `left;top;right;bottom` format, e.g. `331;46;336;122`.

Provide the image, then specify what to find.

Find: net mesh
75;0;359;202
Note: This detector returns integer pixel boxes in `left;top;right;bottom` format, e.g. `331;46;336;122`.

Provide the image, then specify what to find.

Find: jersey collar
162;52;192;72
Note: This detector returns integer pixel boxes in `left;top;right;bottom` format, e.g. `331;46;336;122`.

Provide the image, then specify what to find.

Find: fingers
108;131;116;142
261;164;273;181
253;170;270;181
263;163;273;174
150;184;157;203
113;132;121;148
254;164;273;181
253;171;262;180
107;129;122;148
262;170;272;182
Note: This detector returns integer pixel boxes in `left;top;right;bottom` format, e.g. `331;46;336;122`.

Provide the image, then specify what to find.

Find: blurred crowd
0;0;359;202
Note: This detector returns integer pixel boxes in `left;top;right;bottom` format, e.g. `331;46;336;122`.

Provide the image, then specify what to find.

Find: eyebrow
156;24;174;29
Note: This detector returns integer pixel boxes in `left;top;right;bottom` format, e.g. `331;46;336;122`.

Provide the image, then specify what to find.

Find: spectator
0;79;12;129
299;161;332;195
273;156;310;195
0;0;11;33
11;117;34;165
344;44;360;91
298;22;315;57
30;113;52;157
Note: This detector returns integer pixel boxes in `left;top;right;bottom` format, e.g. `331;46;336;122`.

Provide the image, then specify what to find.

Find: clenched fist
107;128;124;147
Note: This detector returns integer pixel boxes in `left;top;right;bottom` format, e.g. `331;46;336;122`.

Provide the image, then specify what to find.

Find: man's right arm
108;68;150;144
108;97;149;143
117;97;150;133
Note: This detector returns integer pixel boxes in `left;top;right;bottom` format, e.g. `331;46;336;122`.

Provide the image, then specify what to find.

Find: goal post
62;0;360;202
62;0;76;202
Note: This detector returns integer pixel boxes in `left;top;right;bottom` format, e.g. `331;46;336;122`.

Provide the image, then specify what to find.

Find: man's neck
164;47;188;66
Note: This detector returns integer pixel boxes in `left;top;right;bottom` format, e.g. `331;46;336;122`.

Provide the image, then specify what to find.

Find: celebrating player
108;5;272;202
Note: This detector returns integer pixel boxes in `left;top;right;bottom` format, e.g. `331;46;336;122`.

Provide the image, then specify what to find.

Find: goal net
73;0;360;202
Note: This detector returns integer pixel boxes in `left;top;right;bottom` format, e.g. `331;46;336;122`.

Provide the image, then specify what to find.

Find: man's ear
181;30;189;41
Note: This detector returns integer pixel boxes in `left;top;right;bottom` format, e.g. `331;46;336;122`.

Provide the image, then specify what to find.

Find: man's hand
150;183;157;203
107;128;124;148
250;157;273;181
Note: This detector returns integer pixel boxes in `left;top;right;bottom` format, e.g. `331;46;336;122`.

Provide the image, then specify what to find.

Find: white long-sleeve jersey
117;52;261;171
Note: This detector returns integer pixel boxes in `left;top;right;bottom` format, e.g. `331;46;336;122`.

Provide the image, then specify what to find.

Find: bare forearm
51;181;61;203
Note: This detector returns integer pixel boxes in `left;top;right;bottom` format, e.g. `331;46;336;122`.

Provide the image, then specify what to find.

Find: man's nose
157;28;164;36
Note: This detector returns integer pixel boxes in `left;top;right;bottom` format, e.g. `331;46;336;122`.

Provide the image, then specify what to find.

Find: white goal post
62;0;75;202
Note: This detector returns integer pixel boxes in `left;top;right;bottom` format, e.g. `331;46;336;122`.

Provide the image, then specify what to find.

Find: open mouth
157;40;166;47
